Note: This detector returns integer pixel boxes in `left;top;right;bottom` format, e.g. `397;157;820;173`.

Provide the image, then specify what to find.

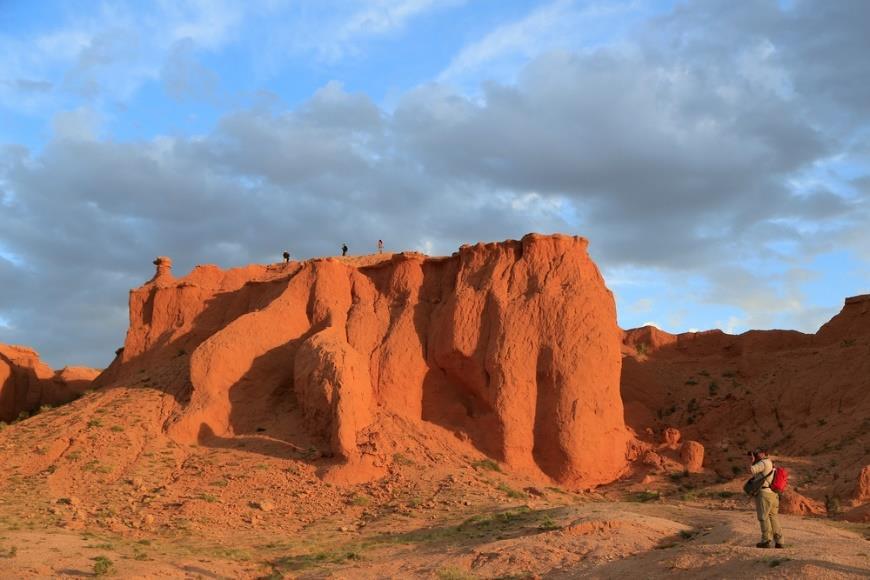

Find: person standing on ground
749;447;784;549
342;243;348;256
377;239;384;254
282;251;290;264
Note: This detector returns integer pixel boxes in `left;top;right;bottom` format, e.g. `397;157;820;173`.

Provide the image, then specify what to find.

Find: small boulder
840;503;870;523
680;441;704;473
642;450;664;470
250;500;274;512
779;489;825;516
662;427;681;449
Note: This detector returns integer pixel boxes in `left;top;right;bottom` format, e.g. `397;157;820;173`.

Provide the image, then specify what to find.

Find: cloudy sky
1;0;869;368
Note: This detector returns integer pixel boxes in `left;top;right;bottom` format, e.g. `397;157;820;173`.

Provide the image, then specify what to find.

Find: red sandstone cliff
95;234;630;488
620;293;870;515
0;344;100;422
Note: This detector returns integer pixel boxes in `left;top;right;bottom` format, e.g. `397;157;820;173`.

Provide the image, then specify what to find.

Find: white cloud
304;0;465;63
2;0;870;367
628;298;653;313
439;0;575;83
0;0;244;115
724;316;745;335
163;0;244;49
341;0;462;37
438;0;640;88
52;108;103;141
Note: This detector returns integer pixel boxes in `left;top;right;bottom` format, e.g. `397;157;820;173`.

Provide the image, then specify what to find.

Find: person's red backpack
771;467;789;493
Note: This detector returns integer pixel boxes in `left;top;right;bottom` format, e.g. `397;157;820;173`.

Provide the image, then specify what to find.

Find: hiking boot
756;541;771;548
775;542;786;549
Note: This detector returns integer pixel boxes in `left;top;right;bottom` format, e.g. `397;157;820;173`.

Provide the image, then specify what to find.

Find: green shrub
537;515;560;531
496;483;526;499
392;453;415;466
628;491;660;502
472;459;502;472
92;556;114;576
436;567;476;580
350;494;371;506
825;495;841;516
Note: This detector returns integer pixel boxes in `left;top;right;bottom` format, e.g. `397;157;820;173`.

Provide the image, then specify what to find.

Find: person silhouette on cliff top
282;251;290;264
342;243;348;256
377;239;384;254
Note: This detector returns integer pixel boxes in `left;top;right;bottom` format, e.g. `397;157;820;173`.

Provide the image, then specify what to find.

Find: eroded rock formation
680;440;704;473
620;293;870;509
98;234;630;487
294;328;375;461
661;427;681;449
0;344;100;422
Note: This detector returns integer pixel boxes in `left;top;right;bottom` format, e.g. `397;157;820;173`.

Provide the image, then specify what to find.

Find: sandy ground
0;462;867;578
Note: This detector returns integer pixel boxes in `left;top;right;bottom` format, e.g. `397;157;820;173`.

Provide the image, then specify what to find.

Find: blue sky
1;0;869;367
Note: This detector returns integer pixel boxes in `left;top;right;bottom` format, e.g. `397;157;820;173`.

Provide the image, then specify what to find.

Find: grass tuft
627;491;661;503
436;567;477;579
471;459;502;473
496;483;526;499
392;453;415;466
92;555;115;576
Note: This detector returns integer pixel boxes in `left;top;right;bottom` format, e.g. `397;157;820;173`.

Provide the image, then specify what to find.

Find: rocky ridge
0;344;99;423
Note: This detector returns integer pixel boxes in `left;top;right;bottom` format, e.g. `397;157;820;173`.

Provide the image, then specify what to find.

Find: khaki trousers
755;490;782;542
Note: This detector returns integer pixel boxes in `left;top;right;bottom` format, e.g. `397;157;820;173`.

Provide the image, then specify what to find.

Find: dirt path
0;500;866;578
